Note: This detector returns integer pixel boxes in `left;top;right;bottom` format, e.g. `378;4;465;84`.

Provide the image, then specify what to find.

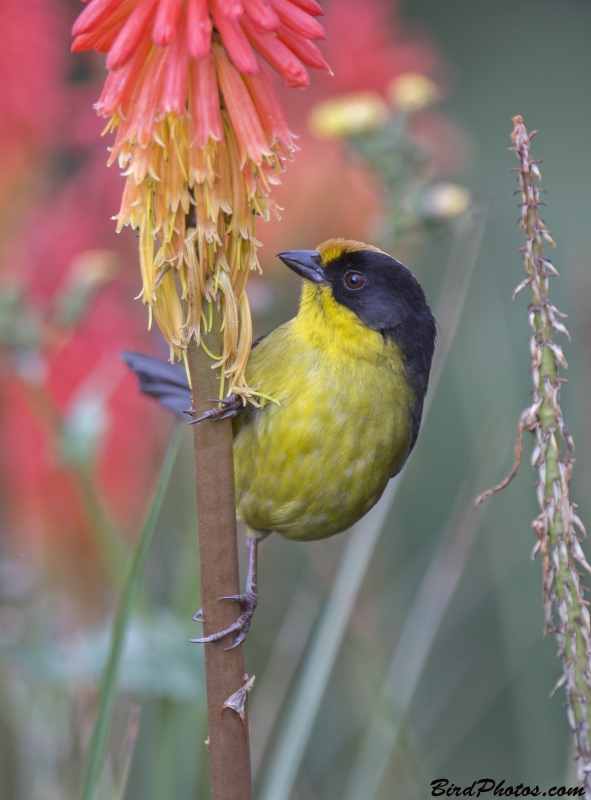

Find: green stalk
477;117;591;794
80;422;182;800
521;126;591;789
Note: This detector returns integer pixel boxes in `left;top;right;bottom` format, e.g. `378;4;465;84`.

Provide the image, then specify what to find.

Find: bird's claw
190;590;258;650
184;394;243;425
192;608;204;622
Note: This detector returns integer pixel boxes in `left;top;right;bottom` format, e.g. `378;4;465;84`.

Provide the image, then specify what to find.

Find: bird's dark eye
344;271;366;290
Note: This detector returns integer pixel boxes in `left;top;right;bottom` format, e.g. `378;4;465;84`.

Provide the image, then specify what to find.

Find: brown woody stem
187;305;252;800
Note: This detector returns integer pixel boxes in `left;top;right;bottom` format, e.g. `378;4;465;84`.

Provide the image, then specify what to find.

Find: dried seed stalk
476;116;591;793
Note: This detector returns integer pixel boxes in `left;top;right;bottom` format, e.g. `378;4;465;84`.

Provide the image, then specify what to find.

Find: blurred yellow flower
69;250;119;286
308;92;388;139
422;182;471;219
388;72;439;111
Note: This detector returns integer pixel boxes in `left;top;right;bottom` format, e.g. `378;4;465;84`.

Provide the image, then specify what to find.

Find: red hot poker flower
71;0;330;391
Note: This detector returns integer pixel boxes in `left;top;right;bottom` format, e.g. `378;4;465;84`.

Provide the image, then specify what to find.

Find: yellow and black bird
123;238;436;647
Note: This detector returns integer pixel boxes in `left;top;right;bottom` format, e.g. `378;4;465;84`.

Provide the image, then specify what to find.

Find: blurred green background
1;1;591;798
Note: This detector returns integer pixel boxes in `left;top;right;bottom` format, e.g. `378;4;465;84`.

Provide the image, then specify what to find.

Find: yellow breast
233;284;416;541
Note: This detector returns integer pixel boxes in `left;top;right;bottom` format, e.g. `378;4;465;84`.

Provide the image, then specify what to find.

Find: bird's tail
121;352;191;418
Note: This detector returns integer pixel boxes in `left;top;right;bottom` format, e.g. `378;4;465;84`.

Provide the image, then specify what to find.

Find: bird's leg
184;393;243;425
191;534;260;650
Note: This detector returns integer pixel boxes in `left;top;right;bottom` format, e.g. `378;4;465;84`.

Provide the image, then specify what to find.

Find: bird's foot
190;589;258;650
184;393;243;425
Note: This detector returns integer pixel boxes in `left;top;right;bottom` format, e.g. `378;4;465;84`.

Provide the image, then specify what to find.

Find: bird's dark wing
122;334;269;418
251;332;268;348
121;351;190;417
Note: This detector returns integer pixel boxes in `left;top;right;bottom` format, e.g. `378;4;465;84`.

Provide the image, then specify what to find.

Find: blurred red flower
0;0;171;565
0;155;172;556
0;0;67;240
0;0;65;165
258;0;468;261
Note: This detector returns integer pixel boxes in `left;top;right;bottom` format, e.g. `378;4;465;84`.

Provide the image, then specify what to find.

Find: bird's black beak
277;250;325;284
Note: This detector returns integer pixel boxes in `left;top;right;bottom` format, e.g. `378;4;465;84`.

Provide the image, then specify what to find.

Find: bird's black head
278;238;436;370
278;238;436;452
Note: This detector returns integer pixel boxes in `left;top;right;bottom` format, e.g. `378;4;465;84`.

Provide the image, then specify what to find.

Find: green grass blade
257;486;401;800
80;422;182;800
72;463;131;587
113;704;141;800
258;204;487;800
250;588;320;779
342;450;493;800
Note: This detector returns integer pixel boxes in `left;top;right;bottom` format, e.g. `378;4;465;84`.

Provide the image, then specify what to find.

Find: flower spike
72;0;329;392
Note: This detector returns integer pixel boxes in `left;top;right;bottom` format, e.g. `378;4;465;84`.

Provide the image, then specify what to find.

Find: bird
123;238;436;648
